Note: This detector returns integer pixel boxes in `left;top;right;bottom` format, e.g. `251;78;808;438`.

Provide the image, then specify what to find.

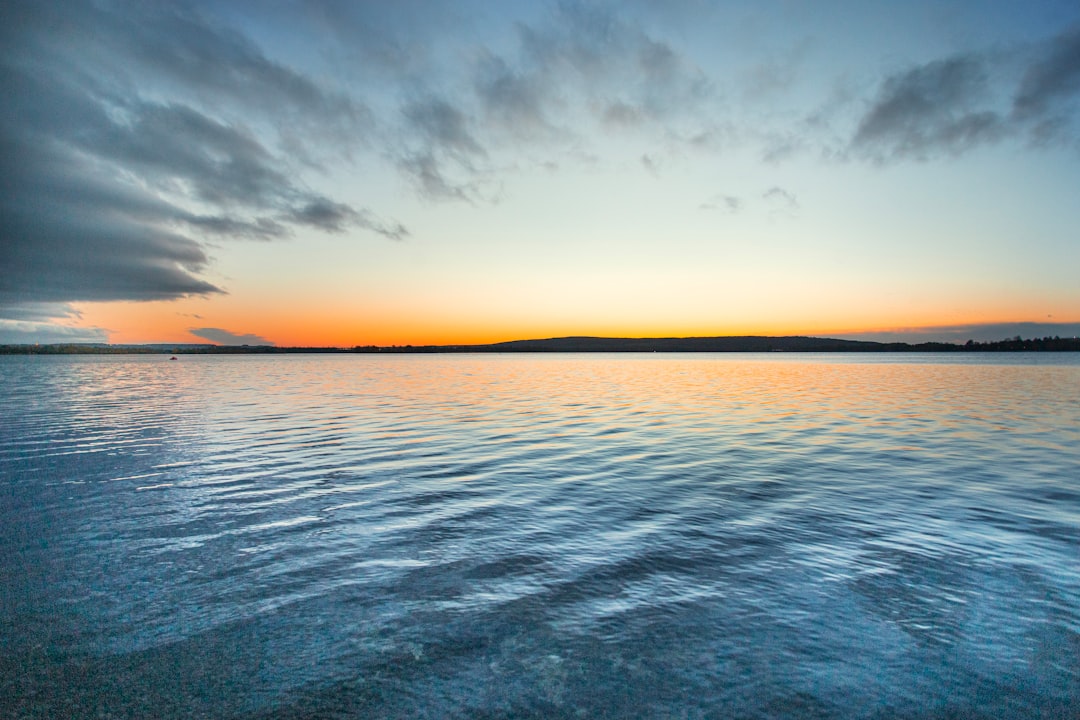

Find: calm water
1;353;1078;719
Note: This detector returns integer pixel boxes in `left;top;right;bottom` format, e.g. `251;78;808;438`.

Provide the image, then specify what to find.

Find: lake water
1;353;1078;719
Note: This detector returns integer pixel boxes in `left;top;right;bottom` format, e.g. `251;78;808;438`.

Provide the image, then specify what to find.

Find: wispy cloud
699;194;743;213
762;186;799;217
397;96;490;202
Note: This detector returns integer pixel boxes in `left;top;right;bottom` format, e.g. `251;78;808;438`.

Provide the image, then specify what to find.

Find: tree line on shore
3;335;1079;354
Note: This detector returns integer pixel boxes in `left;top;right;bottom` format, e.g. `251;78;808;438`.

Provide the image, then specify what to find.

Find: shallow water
1;353;1078;718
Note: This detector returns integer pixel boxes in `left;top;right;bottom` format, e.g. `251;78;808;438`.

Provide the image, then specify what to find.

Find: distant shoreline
3;335;1079;354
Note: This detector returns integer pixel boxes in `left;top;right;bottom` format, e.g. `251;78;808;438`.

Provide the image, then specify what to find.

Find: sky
2;0;1080;346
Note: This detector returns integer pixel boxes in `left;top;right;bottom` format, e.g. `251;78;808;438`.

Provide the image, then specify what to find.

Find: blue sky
2;0;1079;345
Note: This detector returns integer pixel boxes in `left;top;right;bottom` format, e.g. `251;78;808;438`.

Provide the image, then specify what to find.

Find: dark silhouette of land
3;335;1079;354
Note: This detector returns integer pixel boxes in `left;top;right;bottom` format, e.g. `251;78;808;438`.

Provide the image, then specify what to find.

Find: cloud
518;2;711;130
286;200;410;241
833;322;1080;344
386;0;717;199
398;151;480;203
699;194;742;213
0;139;223;309
189;328;275;346
396;95;492;202
404;96;485;159
851;56;1005;160
640;154;661;177
0;1;407;323
182;215;288;241
762;186;799;216
603;101;644;128
0;321;108;345
0;302;86;323
849;26;1080;161
473;52;558;140
48;0;372;164
1012;26;1080;142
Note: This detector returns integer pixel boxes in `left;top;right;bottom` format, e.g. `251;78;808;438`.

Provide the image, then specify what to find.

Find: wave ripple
2;353;1078;719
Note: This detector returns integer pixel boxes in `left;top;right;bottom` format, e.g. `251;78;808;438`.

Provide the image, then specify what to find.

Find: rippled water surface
2;353;1078;718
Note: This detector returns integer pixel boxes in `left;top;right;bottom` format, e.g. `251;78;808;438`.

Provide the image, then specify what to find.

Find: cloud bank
189;328;275;346
0;1;405;324
834;322;1080;344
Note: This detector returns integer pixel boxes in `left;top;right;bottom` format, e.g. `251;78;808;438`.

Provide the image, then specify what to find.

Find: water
1;353;1078;719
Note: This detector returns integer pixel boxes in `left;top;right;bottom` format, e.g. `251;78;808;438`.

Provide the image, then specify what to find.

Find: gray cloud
189;328;275;346
473;52;558;140
603;101;645;128
0;135;223;308
699;194;743;213
851;56;1005;161
518;2;710;129
0;0;407;323
1013;27;1080;143
850;26;1080;160
39;0;372;164
286;200;410;241
398;151;477;203
381;0;716;199
397;96;491;202
834;322;1080;344
762;186;799;210
641;154;660;177
1014;28;1080;117
0;302;86;323
182;215;289;241
0;321;108;345
404;97;485;159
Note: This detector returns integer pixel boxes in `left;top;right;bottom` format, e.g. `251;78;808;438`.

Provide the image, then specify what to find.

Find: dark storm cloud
0;0;406;323
189;328;275;346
